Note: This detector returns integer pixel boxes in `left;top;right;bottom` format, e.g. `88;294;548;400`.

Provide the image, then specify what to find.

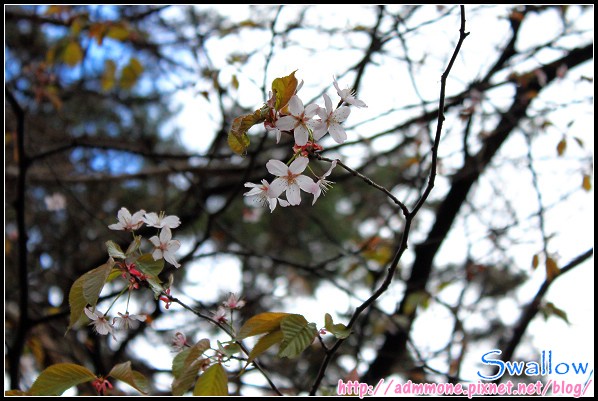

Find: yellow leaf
108;361;148;394
247;330;284;364
545;257;560;281
556;138;567;156
582;174;592;191
62;41;83;67
29;363;96;396
531;254;539;270
237;312;291;339
271;70;298;111
120;58;144;90
193;364;228;396
106;23;130;41
101;60;116;91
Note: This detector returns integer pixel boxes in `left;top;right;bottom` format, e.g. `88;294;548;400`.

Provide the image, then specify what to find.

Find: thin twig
308;6;469;395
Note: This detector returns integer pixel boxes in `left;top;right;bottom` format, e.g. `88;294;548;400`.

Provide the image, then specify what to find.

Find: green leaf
324;313;351;339
172;339;211;395
125;235;141;256
217;341;241;358
172;357;208;396
135;253;164;298
108;361;149;395
67;275;86;332
106;240;126;259
29;363;96;396
247;329;284;364
172;339;210;379
278;314;317;359
82;259;113;306
67;259;114;331
237;312;291;339
193;364;228;396
135;253;164;279
62;41;83;67
120;57;144;89
172;348;192;380
271;70;298;111
101;59;117;91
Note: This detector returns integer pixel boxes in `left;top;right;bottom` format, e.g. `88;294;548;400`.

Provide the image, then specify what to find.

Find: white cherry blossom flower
275;95;320;146
212;306;228;324
84;307;116;339
149;227;181;268
112;312;146;330
267;157;315;206
143;211;181;229
108;207;146;231
44;192;67;211
310;160;337;205
222;293;246;310
333;77;367;108
315;93;351;143
244;179;289;212
172;332;189;351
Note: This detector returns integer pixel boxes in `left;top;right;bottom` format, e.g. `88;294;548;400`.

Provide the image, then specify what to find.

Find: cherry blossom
160;288;172;309
143;211;181;229
84;307;116;339
275;95;321;146
333;77;367;108
244;179;289;212
310;160;337;205
113;312;146;330
222;293;246;309
315;93;351;143
108;207;146;231
44;192;66;211
149;227;181;268
212;306;228;324
92;377;113;395
172;331;189;351
267;157;315;206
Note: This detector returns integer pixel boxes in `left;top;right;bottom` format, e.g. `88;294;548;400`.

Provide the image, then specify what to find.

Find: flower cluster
82;208;183;340
244;76;366;212
109;207;182;268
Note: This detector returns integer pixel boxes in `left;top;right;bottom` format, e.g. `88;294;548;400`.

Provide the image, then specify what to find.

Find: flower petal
276;115;297;131
149;235;160;247
266;159;289;176
333;106;351;123
329;124;348;144
304;103;319;117
293;125;309;146
323;93;333;114
296;175;316;192
286;184;301;205
268;178;287;198
289;157;309;174
159;227;172;242
287;95;304;116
